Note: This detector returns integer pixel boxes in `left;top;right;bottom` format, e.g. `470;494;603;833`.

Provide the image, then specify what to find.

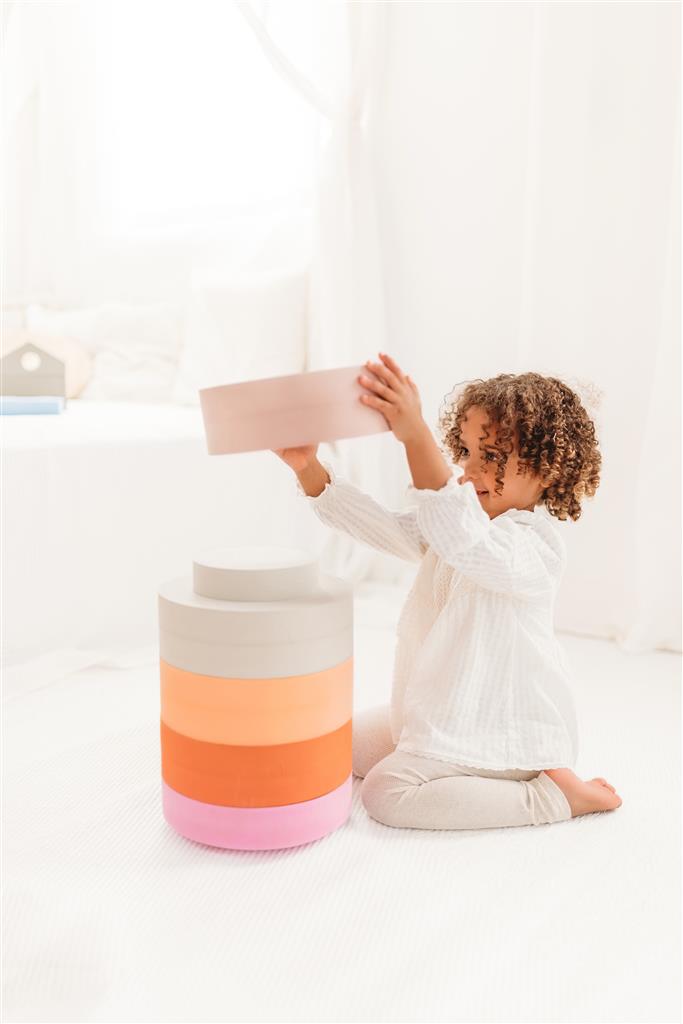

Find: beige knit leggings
353;704;573;830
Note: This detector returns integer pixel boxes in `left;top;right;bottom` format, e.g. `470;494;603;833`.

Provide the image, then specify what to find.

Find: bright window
92;0;319;236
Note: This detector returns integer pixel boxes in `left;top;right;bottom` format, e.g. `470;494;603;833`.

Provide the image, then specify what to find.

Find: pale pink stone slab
199;364;390;454
162;776;352;850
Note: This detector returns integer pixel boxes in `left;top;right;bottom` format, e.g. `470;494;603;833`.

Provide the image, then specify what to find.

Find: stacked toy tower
159;546;353;850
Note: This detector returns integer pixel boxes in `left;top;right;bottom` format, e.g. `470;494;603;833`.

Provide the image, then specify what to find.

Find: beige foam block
198;364;390;454
158;568;353;678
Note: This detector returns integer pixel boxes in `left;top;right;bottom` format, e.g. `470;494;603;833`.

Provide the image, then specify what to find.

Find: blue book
0;395;66;415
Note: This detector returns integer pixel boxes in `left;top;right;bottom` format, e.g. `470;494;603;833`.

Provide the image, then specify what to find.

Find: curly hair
436;372;602;522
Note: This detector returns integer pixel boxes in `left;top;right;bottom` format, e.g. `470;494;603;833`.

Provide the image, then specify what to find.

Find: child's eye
460;447;495;461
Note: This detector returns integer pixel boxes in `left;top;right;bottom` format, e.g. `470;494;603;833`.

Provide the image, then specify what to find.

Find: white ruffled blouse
296;459;579;771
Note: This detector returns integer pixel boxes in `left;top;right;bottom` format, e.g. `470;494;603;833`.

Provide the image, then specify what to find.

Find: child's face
454;406;548;520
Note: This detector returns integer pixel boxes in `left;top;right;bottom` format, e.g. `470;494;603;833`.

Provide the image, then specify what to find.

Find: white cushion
25;301;183;403
172;266;308;406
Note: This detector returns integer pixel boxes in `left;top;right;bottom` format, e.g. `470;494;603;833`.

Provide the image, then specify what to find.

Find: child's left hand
358;353;426;444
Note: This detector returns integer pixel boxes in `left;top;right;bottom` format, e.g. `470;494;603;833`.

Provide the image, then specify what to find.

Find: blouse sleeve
407;464;565;600
295;460;428;563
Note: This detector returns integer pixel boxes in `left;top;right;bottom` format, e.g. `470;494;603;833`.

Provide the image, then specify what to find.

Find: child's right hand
272;444;319;474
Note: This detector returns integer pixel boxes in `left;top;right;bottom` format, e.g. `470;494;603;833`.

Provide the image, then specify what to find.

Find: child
273;353;622;831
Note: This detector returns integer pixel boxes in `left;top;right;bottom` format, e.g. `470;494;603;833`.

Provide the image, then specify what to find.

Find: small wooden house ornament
0;342;67;403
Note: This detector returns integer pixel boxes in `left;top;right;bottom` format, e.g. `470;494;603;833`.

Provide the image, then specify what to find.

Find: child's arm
296;457;427;563
402;420;454;490
408;465;566;600
350;353;564;599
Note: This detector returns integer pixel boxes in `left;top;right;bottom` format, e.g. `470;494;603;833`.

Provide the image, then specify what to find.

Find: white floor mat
3;583;680;1022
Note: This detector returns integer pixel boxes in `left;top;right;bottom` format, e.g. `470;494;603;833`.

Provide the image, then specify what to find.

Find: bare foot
543;767;623;817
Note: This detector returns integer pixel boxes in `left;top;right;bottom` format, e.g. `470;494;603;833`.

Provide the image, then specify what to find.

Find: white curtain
515;2;680;655
3;1;679;652
1;1;94;307
368;0;680;653
235;0;401;589
0;1;317;309
1;0;400;588
507;1;681;655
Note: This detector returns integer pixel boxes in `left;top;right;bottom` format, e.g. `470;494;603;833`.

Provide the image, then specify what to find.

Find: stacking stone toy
159;546;353;850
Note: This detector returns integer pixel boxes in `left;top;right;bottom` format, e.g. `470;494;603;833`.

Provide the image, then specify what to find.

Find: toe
586;780;622;810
